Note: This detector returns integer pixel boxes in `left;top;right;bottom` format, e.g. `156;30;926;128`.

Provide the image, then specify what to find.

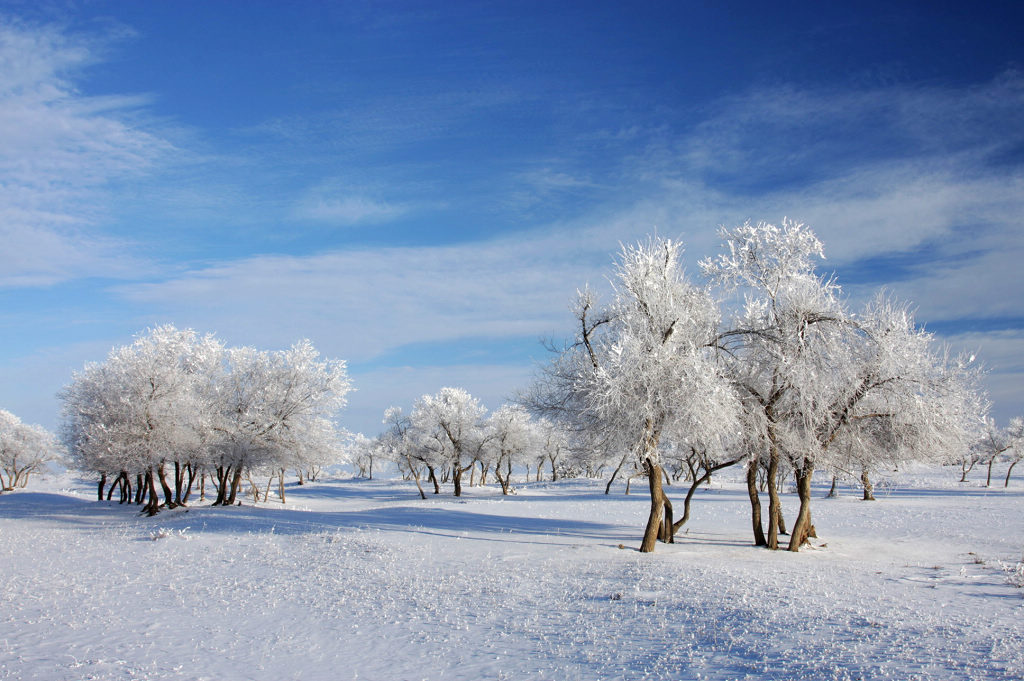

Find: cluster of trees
962;417;1024;487
530;221;987;552
60;325;351;515
364;387;574;499
0;409;63;492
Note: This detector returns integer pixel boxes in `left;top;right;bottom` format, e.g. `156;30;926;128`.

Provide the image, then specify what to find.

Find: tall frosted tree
537;237;740;552
703;220;985;550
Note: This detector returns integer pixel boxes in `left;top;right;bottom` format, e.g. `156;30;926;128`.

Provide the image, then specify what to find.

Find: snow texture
1;468;1021;680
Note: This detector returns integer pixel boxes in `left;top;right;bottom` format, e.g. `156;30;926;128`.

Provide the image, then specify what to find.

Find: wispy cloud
295;195;409;226
0;20;171;287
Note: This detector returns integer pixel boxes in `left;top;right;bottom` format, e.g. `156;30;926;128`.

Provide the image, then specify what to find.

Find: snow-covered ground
1;467;1022;681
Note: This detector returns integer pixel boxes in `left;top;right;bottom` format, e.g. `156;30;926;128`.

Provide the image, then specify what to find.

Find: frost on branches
701;220;986;551
536;237;741;552
59;325;351;515
535;222;987;553
0;409;64;492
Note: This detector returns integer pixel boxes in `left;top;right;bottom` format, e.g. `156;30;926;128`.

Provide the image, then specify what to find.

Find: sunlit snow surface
1;469;1022;680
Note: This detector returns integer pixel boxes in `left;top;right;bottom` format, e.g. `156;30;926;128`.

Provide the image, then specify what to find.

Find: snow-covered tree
536;417;569;481
536;237;740;552
486;405;533;495
206;340;351;506
61;327;351;513
974;417;1024;488
0;410;63;491
410;387;486;497
60;325;222;514
703;220;987;550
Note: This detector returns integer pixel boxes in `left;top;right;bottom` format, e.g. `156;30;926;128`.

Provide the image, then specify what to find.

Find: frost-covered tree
206;340;351;506
536;237;740;552
974;417;1024;488
410;387;486;497
60;325;222;514
1002;418;1024;487
703;220;986;550
486;405;533;495
0;410;63;491
536;417;569;481
61;327;351;513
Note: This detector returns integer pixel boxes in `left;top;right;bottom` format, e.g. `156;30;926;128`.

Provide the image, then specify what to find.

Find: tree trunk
428;466;440;494
406;456;426;500
278;469;286;504
453;464;464;497
157;462;177;509
135;474;145;504
766;446;781;550
746;462;767;546
173;460;184;505
787;463;815;552
227;467;243;505
986;456;997;487
97;473;107;502
861;469;876;501
181;464;197;505
660;494;674;543
213;466;228;506
640;458;665;553
143;469;160;516
605;452;630;495
1006;460;1020;488
826;475;838;498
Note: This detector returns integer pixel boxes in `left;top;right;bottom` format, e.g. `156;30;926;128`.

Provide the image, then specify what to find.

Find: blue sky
1;1;1022;437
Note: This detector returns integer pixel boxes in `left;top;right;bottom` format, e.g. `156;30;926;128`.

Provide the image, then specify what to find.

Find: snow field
1;470;1022;680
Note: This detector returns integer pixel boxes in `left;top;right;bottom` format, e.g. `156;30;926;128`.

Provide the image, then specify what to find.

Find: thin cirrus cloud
294;194;410;226
0;22;171;287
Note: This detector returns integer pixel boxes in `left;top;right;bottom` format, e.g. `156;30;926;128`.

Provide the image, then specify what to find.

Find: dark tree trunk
747;462;767;547
97;473;107;502
605;452;630;495
660;494;674;543
1006;460;1020;488
181;464;196;505
787;464;815;552
453;466;463;497
173;460;184;505
986;456;997;487
227;467;243;505
135;474;145;505
142;470;161;516
766;446;781;550
861;469;875;501
826;475;838;498
213;466;229;506
157;462;177;509
640;458;665;553
106;473;118;501
428;466;440;495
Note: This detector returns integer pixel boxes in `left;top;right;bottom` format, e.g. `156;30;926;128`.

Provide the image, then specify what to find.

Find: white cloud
295;195;408;226
0;21;170;287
